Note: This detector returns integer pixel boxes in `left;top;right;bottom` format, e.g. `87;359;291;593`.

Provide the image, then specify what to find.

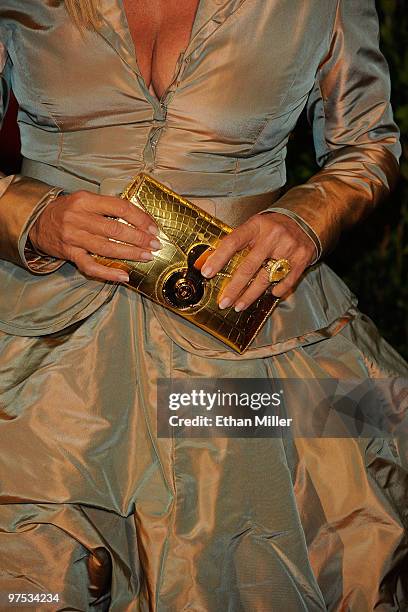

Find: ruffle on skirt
0;254;355;347
0;264;407;611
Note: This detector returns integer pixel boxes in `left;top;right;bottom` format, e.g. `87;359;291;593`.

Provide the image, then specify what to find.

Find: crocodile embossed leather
93;174;279;353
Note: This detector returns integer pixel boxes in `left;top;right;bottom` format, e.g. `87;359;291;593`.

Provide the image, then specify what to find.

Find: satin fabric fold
0;1;407;610
0;287;407;610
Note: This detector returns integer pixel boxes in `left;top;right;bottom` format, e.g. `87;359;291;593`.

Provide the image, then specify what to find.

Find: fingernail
234;302;246;312
219;297;231;310
201;265;213;278
149;239;162;250
148;225;159;236
141;251;154;261
118;273;129;283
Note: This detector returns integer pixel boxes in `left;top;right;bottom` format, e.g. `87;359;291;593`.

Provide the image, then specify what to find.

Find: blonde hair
65;0;100;29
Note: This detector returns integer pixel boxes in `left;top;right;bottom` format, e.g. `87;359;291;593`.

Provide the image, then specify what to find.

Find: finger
270;245;312;298
200;222;256;278
232;267;272;312
232;258;307;310
70;248;130;283
76;192;159;235
193;247;214;270
69;229;157;262
217;247;268;309
270;263;307;299
85;215;162;250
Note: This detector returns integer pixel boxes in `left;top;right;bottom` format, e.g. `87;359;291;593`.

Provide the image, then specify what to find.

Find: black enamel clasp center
162;244;210;310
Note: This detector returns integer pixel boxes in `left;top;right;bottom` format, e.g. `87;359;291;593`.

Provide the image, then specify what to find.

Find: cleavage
122;0;200;100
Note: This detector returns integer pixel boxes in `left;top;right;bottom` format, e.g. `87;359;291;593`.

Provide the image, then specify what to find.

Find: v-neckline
118;0;204;105
97;0;249;107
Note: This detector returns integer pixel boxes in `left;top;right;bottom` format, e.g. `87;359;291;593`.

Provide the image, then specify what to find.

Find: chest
3;0;335;138
122;0;201;99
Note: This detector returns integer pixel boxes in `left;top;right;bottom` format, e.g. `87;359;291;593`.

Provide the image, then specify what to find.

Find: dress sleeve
0;38;65;274
261;0;401;261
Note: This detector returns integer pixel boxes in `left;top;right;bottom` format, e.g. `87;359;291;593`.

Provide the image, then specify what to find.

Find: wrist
22;189;66;273
258;208;322;265
28;213;48;256
27;191;66;256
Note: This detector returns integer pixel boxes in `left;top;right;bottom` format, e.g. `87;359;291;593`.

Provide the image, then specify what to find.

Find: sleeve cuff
21;189;67;274
0;175;66;274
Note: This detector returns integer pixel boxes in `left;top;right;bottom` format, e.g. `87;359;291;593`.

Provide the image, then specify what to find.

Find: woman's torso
0;0;337;197
0;0;358;350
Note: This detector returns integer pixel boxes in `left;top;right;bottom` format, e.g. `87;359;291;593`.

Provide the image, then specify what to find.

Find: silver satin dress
0;1;407;611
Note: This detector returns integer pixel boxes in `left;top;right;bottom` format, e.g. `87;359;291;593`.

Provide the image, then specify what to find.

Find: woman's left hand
199;212;317;311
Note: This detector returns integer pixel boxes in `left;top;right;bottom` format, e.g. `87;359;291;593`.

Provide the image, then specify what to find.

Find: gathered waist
22;159;282;226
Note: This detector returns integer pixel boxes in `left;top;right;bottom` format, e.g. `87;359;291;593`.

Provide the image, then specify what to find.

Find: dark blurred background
0;0;407;358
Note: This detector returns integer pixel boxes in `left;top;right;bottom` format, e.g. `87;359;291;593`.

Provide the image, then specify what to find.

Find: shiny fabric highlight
0;291;407;610
0;1;407;610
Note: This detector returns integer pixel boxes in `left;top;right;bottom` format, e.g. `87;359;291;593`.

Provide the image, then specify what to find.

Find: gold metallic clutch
94;174;280;354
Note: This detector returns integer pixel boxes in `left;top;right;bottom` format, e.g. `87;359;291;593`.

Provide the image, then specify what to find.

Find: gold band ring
262;258;291;283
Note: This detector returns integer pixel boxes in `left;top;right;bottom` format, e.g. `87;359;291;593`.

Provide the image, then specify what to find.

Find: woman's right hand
28;190;161;283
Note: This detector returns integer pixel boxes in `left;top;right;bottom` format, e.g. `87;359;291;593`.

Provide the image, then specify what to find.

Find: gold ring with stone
262;258;291;283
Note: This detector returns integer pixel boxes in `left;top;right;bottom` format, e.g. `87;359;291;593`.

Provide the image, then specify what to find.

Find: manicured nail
141;251;154;261
234;302;246;312
219;297;231;310
149;239;162;250
201;265;213;278
118;273;129;283
148;225;159;236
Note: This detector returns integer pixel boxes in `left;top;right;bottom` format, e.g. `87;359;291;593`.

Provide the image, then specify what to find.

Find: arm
0;38;159;282
0;40;65;273
200;0;401;309
262;0;401;256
